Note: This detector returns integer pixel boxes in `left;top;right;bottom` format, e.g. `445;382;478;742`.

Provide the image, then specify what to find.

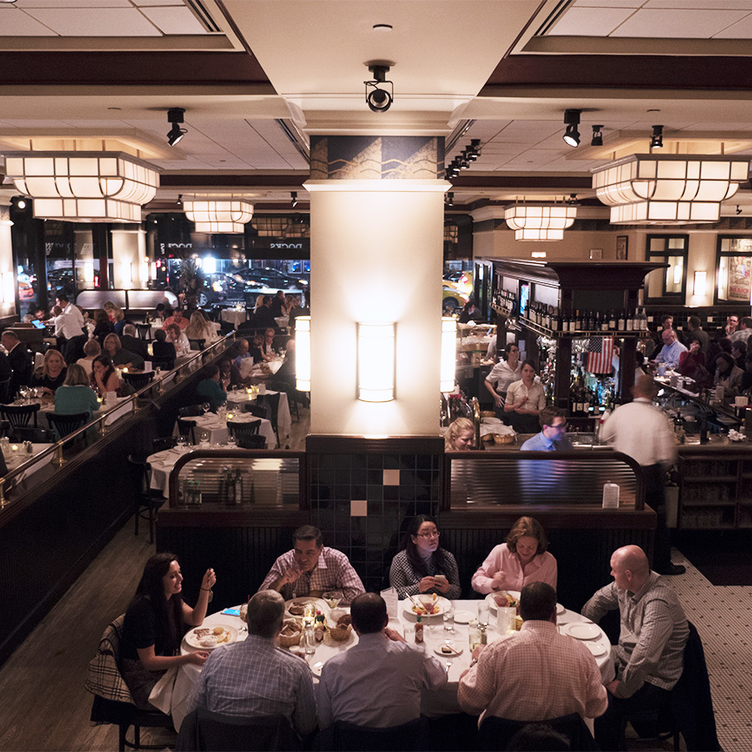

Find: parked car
198;273;251;307
232;267;308;292
442;281;469;313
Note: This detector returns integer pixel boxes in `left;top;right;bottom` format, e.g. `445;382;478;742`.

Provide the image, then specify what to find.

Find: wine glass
202;401;211;415
323;591;340;609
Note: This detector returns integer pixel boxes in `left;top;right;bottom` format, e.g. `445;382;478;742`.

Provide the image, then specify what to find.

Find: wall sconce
121;261;132;288
295;316;311;392
83;261;94;283
2;272;14;304
694;271;707;297
357;322;395;402
440;317;457;393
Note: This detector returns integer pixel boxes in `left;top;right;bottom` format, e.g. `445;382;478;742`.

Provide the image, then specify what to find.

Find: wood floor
0;407;311;752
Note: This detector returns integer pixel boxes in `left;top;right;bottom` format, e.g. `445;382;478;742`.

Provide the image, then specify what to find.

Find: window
716;236;752;305
644;235;688;301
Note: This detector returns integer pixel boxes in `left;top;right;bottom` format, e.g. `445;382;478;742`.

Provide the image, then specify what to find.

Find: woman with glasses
471;516;557;595
389;515;461;600
484;342;522;418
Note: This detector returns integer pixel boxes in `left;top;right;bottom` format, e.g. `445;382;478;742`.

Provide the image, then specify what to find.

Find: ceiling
2;0;752;214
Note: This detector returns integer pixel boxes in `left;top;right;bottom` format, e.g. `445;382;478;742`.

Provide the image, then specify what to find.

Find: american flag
586;336;615;374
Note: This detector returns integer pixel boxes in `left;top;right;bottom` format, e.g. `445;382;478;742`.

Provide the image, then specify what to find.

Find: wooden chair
478;713;598;751
242;403;270;420
178;404;204;418
122;371;155;392
0;376;12;405
188;338;206;351
313;717;427;751
135;323;152;341
258;392;281;445
0;402;40;429
46;411;90;440
152;436;178;454
177;709;299;751
227;419;262;449
176;418;197;445
127;455;164;544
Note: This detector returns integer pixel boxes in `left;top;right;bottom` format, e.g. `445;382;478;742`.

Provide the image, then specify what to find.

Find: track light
651;124;664;149
364;63;394;113
591;125;603;147
291;191;298;208
567;194;578;205
167;108;186;147
562;109;581;148
736;205;743;215
176;194;183;207
445;192;454;207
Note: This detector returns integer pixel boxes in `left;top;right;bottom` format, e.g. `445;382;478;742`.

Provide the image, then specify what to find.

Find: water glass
442;606;455;632
477;602;490;627
403;623;416;642
303;626;316;657
468;624;481;652
497;606;515;635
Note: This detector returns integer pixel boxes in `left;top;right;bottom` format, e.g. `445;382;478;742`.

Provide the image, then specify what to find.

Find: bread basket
327;623;352;642
278;619;302;647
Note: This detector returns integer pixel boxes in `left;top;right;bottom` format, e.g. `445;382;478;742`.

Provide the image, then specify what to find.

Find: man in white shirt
316;593;446;730
600;376;683;575
53;295;86;363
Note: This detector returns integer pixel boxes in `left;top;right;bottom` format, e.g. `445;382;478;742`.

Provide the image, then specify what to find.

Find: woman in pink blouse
471;516;557;594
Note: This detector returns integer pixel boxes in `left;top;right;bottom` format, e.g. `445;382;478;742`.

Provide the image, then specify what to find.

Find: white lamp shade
504;203;577;241
440;317;457;393
357;322;396;402
592;154;749;225
4;152;159;223
184;199;254;233
295;316;311;392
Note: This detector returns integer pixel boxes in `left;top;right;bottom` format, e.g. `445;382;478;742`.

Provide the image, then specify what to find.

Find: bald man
582;545;689;751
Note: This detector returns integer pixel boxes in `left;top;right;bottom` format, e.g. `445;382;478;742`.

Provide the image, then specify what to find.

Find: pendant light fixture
503;200;578;241
183;197;254;233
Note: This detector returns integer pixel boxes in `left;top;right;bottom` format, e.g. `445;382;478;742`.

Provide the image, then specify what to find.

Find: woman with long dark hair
389;515;461;600
90;354;121;397
119;553;216;709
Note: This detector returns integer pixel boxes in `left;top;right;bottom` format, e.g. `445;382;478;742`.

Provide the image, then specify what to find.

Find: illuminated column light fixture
83;261;95;283
2;272;14;304
3;152;159;222
183;198;254;233
504;202;577;241
694;271;707;297
357;322;396;402
592;154;749;225
440;317;457;393
121;261;133;289
295;316;311;392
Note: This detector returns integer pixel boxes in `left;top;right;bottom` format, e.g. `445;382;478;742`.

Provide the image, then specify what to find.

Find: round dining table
149;597;615;733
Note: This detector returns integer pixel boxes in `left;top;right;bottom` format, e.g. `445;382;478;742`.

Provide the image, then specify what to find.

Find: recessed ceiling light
373;23;393;31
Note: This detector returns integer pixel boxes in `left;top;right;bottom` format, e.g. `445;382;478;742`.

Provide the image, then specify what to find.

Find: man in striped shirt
582;545;689;751
260;525;365;606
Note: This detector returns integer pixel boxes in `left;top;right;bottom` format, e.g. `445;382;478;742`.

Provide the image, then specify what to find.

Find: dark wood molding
483;55;752;92
306;435;445;455
0;52;273;88
159;174;308;188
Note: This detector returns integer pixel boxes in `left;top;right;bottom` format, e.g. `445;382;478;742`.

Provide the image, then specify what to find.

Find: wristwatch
469;658;479;668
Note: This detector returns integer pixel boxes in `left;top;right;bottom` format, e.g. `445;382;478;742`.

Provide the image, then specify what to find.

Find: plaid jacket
84;614;135;705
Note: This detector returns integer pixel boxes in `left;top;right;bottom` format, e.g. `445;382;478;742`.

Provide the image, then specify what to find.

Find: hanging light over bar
3;152;159;222
592;154;750;225
183;198;254;233
503;202;577;241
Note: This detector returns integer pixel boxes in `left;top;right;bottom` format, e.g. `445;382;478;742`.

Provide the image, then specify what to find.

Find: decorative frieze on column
310;136;444;181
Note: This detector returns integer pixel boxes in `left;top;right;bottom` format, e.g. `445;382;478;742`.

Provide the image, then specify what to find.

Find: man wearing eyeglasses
520;407;573;452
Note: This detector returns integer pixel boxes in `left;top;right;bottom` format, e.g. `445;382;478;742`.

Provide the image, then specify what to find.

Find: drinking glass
468;624;481;652
442;605;455;632
403;623;416;642
497;606;515;635
477;602;490;627
303;626;317;657
201;401;211;415
323;591;340;609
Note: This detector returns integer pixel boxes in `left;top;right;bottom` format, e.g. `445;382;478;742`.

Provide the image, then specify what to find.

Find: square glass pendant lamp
183;198;254;233
592;154;749;225
504;203;577;241
357;322;396;402
3;152;159;222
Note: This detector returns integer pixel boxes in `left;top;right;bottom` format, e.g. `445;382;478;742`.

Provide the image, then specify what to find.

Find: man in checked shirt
582;545;689;751
259;525;365;605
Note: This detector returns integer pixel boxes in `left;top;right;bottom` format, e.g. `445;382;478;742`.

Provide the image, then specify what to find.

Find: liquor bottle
618;310;626;331
587;310;595;331
609;310;617;330
552;308;560;332
600;311;608;332
626;310;634;332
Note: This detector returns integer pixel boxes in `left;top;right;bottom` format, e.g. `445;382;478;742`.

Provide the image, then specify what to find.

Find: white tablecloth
225;388;291;442
186;412;277;450
153;598;615;732
236;359;283;380
221;309;248;327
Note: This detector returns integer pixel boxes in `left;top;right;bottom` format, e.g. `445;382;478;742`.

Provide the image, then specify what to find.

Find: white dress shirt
485;360;522;395
316;632;446;729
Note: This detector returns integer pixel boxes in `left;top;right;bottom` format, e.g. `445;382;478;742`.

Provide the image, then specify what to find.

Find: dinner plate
562;622;601;641
585;642;607;657
285;597;330;619
453;610;475;624
184;624;238;650
556;603;565;615
434;642;463;658
486;591;521;613
402;595;452;619
310;661;324;678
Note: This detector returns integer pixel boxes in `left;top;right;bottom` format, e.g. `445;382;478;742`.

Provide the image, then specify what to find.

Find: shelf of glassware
456;323;496;366
520;317;653;340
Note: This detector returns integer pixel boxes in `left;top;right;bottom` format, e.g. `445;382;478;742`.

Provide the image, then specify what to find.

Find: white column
111;228;147;289
0;202;17;314
306;179;447;436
